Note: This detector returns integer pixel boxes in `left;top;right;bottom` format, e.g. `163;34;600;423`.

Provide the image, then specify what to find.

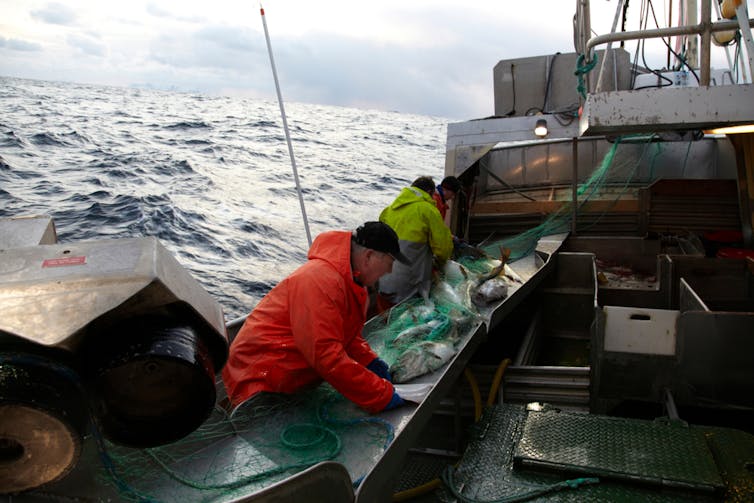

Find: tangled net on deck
93;385;394;501
90;255;503;501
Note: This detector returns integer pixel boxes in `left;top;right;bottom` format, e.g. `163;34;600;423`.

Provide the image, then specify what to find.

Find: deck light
534;119;548;137
704;124;754;135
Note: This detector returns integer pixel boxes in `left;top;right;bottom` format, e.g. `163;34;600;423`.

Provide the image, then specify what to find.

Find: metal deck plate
440;404;715;502
514;409;724;492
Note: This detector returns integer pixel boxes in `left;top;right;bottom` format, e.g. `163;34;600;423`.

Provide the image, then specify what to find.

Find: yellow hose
487;358;511;406
392;477;442;502
391;366;490;501
464;367;483;422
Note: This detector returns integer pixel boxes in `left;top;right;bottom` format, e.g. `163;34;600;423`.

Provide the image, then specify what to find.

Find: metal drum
0;225;229;490
85;315;217;447
0;354;87;494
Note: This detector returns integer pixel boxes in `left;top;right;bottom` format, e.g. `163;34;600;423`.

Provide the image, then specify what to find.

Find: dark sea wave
0;76;449;319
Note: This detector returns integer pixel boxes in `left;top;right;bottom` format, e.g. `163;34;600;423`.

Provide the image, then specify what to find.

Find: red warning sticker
42;256;87;268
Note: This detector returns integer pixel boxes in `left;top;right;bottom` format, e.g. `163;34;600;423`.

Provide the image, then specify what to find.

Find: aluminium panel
579;84;754;136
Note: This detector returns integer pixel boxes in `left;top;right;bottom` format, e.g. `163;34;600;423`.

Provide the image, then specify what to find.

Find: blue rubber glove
367;357;391;382
383;390;405;411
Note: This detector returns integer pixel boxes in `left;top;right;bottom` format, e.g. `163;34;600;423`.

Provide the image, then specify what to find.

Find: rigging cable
621;0;630;48
504;63;516;117
647;0;700;83
259;3;313;247
542;53;559;113
595;0;626;94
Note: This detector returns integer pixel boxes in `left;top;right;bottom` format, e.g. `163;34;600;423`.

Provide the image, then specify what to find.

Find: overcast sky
1;1;750;119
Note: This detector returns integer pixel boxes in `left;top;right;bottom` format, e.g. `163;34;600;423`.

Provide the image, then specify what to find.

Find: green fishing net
366;253;507;384
21;132;695;501
95;385;393;501
478;135;666;262
363;134;674;386
90;253;503;501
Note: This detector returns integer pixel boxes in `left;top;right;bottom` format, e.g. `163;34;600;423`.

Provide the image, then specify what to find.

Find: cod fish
472;277;509;306
390;340;457;383
470;247;516;307
390;318;443;348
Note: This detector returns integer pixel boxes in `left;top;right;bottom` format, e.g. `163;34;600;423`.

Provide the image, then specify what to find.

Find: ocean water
0;76;449;320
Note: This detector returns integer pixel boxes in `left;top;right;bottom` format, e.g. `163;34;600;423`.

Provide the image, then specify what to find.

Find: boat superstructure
2;1;754;501
423;0;754;501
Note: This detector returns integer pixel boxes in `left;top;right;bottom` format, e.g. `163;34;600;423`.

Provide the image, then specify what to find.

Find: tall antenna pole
259;3;312;247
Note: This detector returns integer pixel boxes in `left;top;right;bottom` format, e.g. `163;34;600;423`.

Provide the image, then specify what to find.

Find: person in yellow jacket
377;176;454;311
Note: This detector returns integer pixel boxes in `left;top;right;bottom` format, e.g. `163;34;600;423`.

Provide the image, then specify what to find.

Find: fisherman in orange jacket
222;221;410;414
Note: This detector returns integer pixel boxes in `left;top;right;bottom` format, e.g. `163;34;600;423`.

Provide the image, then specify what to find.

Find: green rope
479;136;621;262
575;53;599;99
681;137;693;177
577;137;658;233
317;398;395;487
142;422;342;491
478;133;677;261
441;465;600;503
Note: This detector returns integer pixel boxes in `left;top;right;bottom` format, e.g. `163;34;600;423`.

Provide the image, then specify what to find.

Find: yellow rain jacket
378;186;453;303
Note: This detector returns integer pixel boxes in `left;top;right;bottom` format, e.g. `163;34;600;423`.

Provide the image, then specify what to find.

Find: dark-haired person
222;222;410;414
432;175;462;222
377;176;453;311
432;175;476;253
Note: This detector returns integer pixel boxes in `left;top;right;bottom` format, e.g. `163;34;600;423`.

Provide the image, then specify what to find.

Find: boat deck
435;403;754;502
12;238;563;502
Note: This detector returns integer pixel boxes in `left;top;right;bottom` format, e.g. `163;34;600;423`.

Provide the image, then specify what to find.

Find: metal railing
583;0;754;88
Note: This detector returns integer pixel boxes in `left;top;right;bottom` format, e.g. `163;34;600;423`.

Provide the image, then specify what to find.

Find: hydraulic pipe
585;18;754;59
700;0;712;85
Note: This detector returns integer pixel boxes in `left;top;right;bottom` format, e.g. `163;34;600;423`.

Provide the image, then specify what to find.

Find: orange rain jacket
222;230;394;413
432;188;449;220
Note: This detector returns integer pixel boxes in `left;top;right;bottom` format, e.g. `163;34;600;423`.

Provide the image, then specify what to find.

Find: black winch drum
0;357;86;494
86;317;217;448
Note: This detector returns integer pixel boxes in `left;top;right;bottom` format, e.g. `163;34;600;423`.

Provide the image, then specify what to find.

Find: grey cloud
146;2;204;23
144;21;505;118
252;5;570;119
122;6;572;119
0;37;43;52
195;26;257;52
269;34;494;119
31;2;77;26
148;25;262;70
67;34;106;57
145;2;171;18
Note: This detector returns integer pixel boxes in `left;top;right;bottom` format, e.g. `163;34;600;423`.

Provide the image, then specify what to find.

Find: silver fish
472;276;509;306
390;340;457;383
468;247;515;307
390;303;435;326
432;279;465;307
390;318;442;347
503;263;523;283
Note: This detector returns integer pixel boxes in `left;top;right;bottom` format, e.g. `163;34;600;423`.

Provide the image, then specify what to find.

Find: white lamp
534;118;548;137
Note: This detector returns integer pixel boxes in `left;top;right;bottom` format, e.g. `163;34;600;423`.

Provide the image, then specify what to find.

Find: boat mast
259;3;313;247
